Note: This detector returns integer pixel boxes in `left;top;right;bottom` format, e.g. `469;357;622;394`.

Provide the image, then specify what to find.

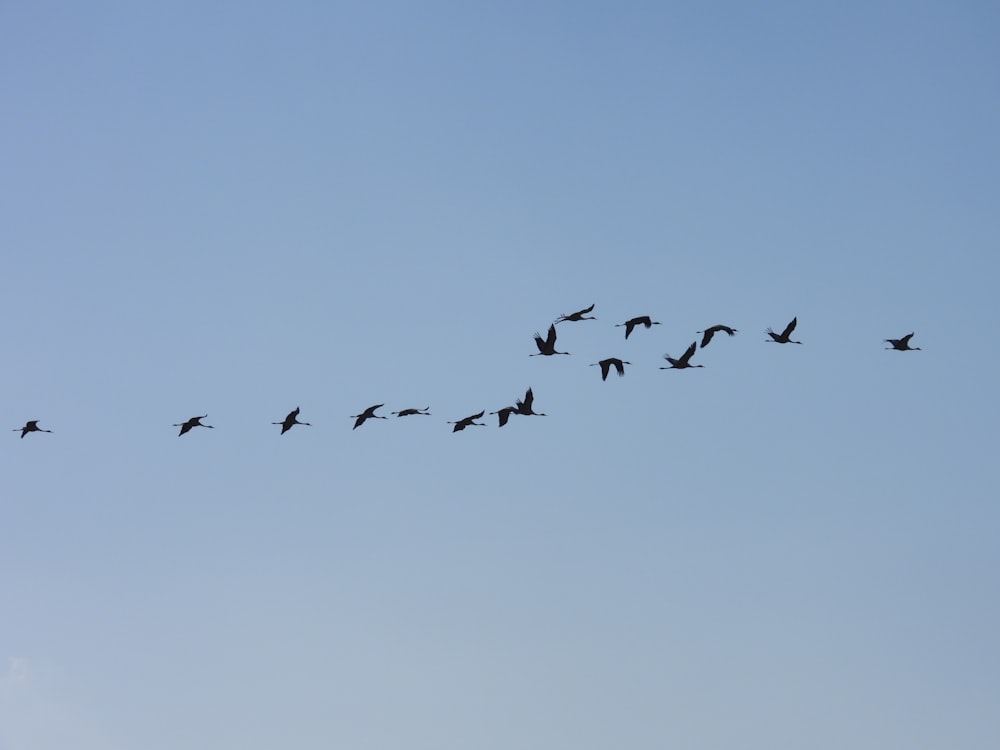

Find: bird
590;358;631;380
13;420;52;439
765;317;802;344
660;341;704;370
391;407;431;416
555;303;596;323
697;324;738;348
616;315;661;339
447;410;487;432
885;333;921;351
513;387;546;416
530;324;569;356
351;404;387;429
173;414;214;436
273;407;310;434
489;406;518;427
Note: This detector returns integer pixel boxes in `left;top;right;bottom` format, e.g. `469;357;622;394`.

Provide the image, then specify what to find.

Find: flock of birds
12;305;922;439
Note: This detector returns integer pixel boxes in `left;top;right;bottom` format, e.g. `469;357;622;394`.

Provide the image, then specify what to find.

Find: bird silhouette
590;358;631;381
391;407;431;416
351;404;387;429
660;342;704;370
530;324;569;356
447;410;487;432
885;333;921;351
697;324;738;348
173;414;214;436
513;387;546;416
13;420;52;439
489;406;518;427
555;303;596;323
273;407;310;434
616;315;661;339
766;317;802;344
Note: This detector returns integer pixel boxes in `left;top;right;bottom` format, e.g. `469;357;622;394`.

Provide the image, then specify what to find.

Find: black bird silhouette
13;420;52;439
489;406;518;427
660;342;704;370
513;387;546;416
351;404;387;429
885;333;921;351
697;324;738;348
616;315;661;339
530;324;569;356
555;303;596;323
273;407;310;434
391;407;431;416
173;414;214;436
590;358;631;380
766;317;802;344
448;410;487;432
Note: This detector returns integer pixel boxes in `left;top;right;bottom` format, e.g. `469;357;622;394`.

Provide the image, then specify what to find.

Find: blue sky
3;2;999;748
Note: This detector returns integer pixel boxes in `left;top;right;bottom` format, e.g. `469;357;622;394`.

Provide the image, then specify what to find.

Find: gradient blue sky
3;2;999;748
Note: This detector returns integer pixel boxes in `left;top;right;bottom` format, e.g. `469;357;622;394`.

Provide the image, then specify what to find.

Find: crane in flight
697;324;738;348
885;333;921;351
173;414;214;436
766;317;802;344
351;404;387;429
616;315;661;339
590;358;631;381
660;342;704;370
530;324;569;356
391;407;431;416
555;303;596;324
274;407;311;434
13;420;52;439
448;410;487;432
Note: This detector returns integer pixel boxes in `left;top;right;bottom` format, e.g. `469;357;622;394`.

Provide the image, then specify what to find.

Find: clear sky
3;2;999;748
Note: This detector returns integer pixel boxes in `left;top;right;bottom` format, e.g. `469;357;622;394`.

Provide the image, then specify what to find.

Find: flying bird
173;414;214;436
13;420;52;439
590;358;631;381
513;387;546;416
447;410;487;432
351;404;387;429
885;333;921;351
660;341;704;370
766;317;802;344
273;407;311;434
391;407;431;416
555;303;596;323
489;406;518;427
530;324;569;356
616;315;661;339
697;324;738;348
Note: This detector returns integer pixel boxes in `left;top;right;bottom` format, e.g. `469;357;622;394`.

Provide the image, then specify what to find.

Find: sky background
2;1;999;748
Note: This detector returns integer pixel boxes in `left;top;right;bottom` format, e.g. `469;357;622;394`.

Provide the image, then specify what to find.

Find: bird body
530;324;569;355
697;325;738;348
13;420;52;439
555;303;596;323
351;404;387;429
392;407;431;416
766;317;802;344
274;407;311;434
660;342;704;370
616;315;661;339
591;358;631;380
173;414;214;436
885;333;921;351
448;410;487;432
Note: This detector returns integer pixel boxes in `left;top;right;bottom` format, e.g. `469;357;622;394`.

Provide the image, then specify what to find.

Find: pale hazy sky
3;2;999;749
